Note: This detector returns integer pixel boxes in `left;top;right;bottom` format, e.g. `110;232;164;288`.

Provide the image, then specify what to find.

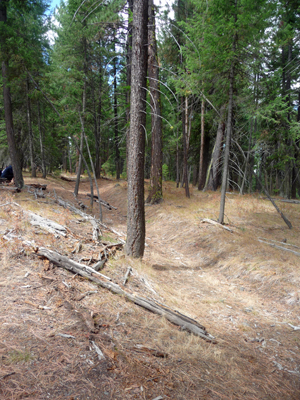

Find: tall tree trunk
37;101;46;178
26;76;36;177
146;0;163;204
182;96;190;198
126;0;148;258
0;1;23;188
94;41;102;179
113;38;121;180
218;38;236;224
126;0;134;176
198;98;205;190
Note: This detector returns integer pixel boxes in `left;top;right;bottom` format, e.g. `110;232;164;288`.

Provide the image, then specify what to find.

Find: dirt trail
0;175;299;399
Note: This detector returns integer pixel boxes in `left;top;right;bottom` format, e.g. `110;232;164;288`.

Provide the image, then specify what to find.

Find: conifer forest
2;2;300;399
1;0;300;239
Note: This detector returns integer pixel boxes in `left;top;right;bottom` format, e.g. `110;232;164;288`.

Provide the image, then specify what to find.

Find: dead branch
258;237;300;250
87;193;117;210
0;186;21;192
131;344;168;358
34;246;216;343
201;218;233;232
35;247;112;281
55;197;101;241
75;290;98;301
123;267;132;285
90;340;105;360
258;239;300;256
98;222;126;244
0;372;16;380
93;260;106;271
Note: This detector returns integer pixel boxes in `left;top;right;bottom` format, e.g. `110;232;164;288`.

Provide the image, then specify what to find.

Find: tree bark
113;37;121;180
126;0;148;258
182;96;190;197
198;98;205;190
0;1;24;189
146;0;163;204
126;0;134;177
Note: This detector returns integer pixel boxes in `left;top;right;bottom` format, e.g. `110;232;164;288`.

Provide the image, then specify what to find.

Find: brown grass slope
0;174;299;399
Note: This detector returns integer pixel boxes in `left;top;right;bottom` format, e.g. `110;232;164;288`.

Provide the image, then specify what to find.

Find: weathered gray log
11;202;67;237
0;186;21;192
55;197;101;241
258;239;300;257
35;247;215;343
261;197;300;205
29;213;67;236
36;247;112;281
201;218;233;232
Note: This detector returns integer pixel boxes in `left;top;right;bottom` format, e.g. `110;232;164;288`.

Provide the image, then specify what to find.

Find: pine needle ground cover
0;174;299;399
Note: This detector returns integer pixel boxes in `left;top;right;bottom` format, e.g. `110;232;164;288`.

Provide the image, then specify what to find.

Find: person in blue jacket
1;165;14;182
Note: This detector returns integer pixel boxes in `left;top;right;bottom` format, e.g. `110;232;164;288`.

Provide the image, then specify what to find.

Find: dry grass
0;175;299;399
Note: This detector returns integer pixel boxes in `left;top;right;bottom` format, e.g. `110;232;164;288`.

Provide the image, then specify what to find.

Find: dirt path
0;175;299;399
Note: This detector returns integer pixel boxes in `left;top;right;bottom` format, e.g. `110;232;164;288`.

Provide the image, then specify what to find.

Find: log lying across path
35;246;216;343
86;193;117;210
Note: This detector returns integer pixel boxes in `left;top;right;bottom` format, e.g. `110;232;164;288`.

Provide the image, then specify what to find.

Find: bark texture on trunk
146;0;163;204
182;96;190;198
113;39;121;180
0;1;23;188
126;0;134;175
126;0;148;258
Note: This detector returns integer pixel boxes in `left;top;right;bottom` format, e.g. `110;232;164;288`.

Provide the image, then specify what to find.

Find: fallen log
29;213;67;237
201;218;233;232
11;202;67;237
87;193;117;210
258;239;300;257
258;237;300;250
0;186;21;192
55;197;101;241
35;246;216;343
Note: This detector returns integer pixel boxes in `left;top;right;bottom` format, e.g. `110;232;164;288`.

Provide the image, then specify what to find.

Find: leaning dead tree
34;246;216;343
234;140;292;229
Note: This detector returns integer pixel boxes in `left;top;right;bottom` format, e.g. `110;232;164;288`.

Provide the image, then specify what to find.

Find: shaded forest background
1;0;300;198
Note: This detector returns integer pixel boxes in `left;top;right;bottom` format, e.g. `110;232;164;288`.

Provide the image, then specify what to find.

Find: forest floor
0;173;300;400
